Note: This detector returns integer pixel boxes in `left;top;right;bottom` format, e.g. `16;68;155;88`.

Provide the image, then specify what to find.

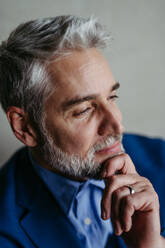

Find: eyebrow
62;81;120;111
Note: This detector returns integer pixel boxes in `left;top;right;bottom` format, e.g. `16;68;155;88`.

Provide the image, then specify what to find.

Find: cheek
58;120;98;155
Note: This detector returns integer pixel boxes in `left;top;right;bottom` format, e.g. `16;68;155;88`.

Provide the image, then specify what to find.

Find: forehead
47;48;115;106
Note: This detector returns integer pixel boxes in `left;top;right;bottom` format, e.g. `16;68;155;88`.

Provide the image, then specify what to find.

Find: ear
6;106;38;147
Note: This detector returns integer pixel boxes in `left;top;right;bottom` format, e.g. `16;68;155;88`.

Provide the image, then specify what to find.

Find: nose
97;105;124;137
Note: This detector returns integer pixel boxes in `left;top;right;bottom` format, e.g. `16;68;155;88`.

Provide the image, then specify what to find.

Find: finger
111;217;123;236
111;182;145;235
120;187;158;232
112;186;130;220
113;181;148;220
102;153;137;179
101;174;143;219
111;186;129;235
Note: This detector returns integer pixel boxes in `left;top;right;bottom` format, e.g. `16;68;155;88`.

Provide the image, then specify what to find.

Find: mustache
87;134;123;158
93;134;122;152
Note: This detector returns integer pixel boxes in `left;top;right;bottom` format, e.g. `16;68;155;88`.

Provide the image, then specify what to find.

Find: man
0;15;165;248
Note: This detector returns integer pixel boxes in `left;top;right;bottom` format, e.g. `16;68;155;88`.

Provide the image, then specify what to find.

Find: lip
95;141;122;155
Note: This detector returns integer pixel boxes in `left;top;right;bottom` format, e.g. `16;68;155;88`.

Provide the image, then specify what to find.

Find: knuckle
141;176;152;185
153;191;159;205
150;191;160;209
155;192;159;201
147;189;156;202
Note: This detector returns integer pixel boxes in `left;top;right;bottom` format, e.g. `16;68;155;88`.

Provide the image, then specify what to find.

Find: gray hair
0;15;111;132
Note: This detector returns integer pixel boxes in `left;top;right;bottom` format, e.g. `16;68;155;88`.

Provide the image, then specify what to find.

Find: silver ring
126;186;135;195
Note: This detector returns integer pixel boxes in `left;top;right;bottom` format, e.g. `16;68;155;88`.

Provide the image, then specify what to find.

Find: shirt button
84;217;91;225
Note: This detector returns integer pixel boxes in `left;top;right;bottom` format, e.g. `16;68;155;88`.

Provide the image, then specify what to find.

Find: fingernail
101;210;107;220
115;226;120;236
115;225;122;236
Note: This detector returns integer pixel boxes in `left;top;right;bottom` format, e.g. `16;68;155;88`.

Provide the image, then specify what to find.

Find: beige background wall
0;0;165;166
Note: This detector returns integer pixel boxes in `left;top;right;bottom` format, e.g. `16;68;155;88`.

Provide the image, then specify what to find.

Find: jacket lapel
20;190;81;248
16;148;83;248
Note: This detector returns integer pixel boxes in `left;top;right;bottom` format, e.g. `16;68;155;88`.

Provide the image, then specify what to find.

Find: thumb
101;153;137;178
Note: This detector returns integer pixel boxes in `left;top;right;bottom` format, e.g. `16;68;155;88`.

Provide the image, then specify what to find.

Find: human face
42;48;124;178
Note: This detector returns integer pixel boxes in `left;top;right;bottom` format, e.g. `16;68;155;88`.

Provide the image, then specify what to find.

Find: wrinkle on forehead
78;60;106;80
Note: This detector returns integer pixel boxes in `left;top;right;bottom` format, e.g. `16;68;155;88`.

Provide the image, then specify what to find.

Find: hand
101;153;164;248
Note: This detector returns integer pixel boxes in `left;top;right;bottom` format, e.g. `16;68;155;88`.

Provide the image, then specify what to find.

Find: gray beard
40;127;123;179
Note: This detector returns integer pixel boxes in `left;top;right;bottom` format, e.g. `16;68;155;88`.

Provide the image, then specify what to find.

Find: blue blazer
0;133;165;247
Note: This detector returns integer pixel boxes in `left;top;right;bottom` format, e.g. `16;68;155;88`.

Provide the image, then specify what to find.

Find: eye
108;95;119;101
73;107;92;117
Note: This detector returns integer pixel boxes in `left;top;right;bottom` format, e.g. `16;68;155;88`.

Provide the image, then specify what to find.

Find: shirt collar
28;150;105;215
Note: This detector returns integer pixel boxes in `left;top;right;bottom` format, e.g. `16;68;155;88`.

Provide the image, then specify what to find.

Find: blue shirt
29;152;114;248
